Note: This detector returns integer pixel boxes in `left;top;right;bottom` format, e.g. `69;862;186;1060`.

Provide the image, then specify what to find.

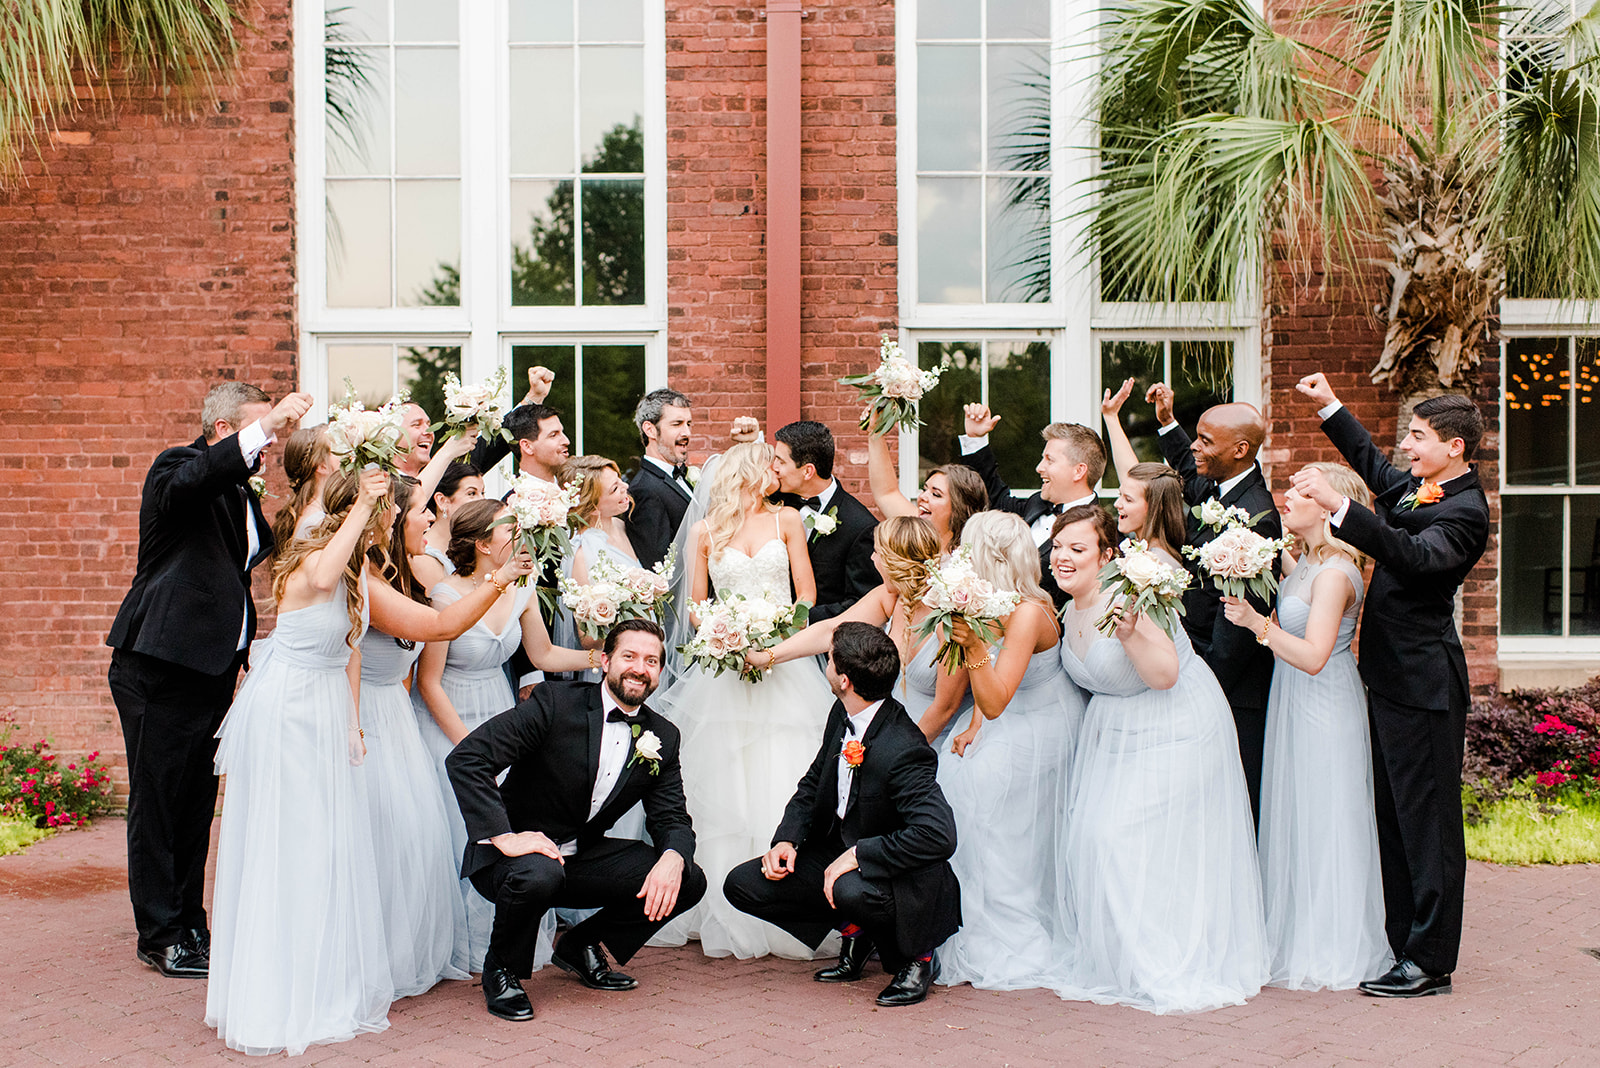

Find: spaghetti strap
775;511;783;540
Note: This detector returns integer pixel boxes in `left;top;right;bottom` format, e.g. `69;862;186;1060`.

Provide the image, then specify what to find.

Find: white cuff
957;435;987;456
1157;421;1179;435
1318;400;1344;421
1329;496;1351;527
238;420;275;465
518;671;543;690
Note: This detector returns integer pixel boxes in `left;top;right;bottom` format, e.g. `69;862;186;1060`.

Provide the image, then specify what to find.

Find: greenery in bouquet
1095;537;1188;639
560;548;677;642
435;365;511;447
840;333;945;436
679;593;810;683
494;473;580;596
913;546;1022;672
0;716;115;831
1181;509;1289;601
325;379;408;473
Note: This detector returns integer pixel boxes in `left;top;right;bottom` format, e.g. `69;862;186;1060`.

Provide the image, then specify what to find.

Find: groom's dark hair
831;622;900;701
604;618;666;657
775;420;834;480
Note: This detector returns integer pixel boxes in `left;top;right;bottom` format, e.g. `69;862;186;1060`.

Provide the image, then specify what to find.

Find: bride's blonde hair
704;441;777;558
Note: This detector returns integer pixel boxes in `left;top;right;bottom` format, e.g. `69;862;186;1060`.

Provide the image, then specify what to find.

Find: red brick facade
0;0;1503;782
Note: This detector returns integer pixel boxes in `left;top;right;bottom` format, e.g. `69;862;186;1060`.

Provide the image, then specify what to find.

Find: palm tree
0;1;242;183
1085;0;1600;417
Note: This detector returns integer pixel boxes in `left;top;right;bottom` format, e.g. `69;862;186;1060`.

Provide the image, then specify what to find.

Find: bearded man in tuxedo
626;388;696;570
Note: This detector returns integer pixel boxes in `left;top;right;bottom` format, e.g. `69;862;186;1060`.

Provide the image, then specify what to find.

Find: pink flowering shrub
0;714;115;830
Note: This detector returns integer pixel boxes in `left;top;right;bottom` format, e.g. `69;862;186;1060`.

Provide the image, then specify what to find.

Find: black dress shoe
185;928;211;959
876;956;938;1007
1358;958;1451;998
480;953;535;1022
815;935;873;983
136;940;208;978
552;941;638;991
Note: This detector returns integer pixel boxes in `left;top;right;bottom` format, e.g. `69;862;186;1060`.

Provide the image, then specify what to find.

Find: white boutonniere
247;475;274;500
1191;499;1256;533
628;726;662;775
685;465;701;488
804;505;840;538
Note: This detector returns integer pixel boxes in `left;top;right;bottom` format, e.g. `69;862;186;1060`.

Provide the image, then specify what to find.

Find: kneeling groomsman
725;623;961;1007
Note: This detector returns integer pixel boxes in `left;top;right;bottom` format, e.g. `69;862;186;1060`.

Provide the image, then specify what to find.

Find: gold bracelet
1257;619;1274;646
488;572;511;594
966;651;992;670
587;648;598;670
766;649;778;669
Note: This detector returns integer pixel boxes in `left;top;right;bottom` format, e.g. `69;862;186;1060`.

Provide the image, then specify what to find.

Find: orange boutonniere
841;740;866;771
1402;479;1444;510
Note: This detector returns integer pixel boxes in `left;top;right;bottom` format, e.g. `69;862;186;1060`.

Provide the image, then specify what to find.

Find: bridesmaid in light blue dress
1221;463;1390;991
409;460;483;591
1050;505;1268;1014
558;455;647;682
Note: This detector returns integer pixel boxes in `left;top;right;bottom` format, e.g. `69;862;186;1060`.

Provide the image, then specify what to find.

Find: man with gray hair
107;381;313;979
626;388;695;569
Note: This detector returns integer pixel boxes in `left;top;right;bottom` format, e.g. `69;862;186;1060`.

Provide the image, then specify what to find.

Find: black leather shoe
815;935;873;982
185;928;211;959
136;940;208;978
876;956;938;1007
1358;958;1452;998
480;953;535;1022
552;941;638;991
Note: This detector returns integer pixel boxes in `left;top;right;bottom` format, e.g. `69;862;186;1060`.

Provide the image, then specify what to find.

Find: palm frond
82;0;239;91
0;1;90;179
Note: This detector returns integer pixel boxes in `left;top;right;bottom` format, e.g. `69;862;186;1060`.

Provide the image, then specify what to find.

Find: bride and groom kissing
445;618;960;1021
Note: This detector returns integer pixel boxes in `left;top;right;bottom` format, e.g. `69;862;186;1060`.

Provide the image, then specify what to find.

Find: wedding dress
650;514;835;958
1054;603;1269;1013
207;583;391;1055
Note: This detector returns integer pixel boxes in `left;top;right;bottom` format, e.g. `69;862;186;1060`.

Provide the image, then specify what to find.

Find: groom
446;620;707;1021
771;420;879;622
724;623;961;1007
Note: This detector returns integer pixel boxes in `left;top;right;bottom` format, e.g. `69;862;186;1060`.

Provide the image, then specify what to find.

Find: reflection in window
916;339;1052;489
326;342;462;418
512;344;645;464
1098;339;1233;489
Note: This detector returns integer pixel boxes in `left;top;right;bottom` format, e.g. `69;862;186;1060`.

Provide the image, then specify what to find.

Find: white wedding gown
649;518;835;958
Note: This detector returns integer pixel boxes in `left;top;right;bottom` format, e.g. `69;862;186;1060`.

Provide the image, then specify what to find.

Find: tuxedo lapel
843;703;896;816
1218;466;1261;509
584;688;605;797
595;707;652;817
645;460;693;503
817;716;846;822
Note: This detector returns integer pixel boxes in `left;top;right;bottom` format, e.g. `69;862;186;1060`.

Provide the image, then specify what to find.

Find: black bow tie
671;463;689;482
799;495;824;511
606;708;638;724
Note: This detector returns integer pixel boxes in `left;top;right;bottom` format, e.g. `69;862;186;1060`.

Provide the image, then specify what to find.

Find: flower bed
0;714;115;831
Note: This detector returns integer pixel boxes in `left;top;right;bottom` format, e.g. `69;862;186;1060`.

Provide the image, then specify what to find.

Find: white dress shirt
799;479;839;526
236;420;274;650
836;699;884;818
643;453;693;496
590;686;638;821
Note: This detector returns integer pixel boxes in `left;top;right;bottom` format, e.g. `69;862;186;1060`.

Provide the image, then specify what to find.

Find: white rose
635;731;662;762
1118;551;1167;590
810;513;838;536
1198;499;1229;527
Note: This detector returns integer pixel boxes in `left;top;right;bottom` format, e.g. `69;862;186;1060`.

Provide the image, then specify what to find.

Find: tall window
299;0;665;473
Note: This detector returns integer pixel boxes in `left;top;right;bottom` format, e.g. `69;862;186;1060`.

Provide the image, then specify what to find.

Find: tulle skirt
207;648;392;1055
649;657;834;959
1259;649;1391;989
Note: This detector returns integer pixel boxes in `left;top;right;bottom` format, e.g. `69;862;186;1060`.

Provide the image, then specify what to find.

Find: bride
651;441;836;959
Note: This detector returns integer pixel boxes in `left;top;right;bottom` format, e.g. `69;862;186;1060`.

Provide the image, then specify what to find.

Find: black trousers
1368;689;1468;976
723;833;912;972
470;838;707;978
1232;703;1267;833
108;648;241;950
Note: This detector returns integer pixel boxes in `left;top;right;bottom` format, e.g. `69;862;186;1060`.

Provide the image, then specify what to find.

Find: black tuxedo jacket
959;442;1068;608
799;485;879;623
107;433;273;676
626;459;692;570
1157;426;1281;710
1320;407;1490;711
446;681;697;880
466;403;528;476
773;696;961;959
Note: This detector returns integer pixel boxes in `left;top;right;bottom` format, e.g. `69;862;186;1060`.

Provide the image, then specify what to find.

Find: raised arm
299;468;386;597
1100;377;1142;482
414;426;479;502
865;429;916;520
367;551;532;642
752;585;896;668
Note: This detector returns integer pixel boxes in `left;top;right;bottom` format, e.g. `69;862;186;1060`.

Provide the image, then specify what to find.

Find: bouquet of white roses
679;593;810;683
325;382;407;473
559;548;677;641
912;546;1022;672
839;333;945;435
1183;524;1289;602
494;473;580;587
1095;537;1189;639
438;366;510;444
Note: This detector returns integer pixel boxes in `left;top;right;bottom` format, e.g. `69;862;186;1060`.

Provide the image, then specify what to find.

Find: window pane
581;0;644;42
582;179;646;305
396;181;460;307
989;0;1049;38
514;345;576;413
395;48;459;174
987;340;1053;489
580;49;644;173
1501;495;1565;635
918;44;981;171
1172;341;1234;429
919;0;979;39
509;47;574;174
917;341;981;478
325;47;388;176
988;175;1048;303
511;179;576;306
988;44;1047;170
1577;338;1600;484
1572;494;1600;635
918;177;982;302
327;344;396;406
1099;341;1164;489
401;345;463;425
326;180;392;307
509;0;573;43
579;345;648;463
394;0;457;41
1505;337;1570;485
327;0;386;43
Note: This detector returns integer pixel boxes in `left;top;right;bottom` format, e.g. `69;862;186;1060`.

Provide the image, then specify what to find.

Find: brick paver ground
2;821;1596;1066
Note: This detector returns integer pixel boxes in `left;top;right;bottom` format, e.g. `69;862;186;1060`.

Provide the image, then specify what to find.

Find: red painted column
765;1;803;431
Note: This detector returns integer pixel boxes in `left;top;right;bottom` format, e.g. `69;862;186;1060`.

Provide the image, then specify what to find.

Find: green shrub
0;715;115;829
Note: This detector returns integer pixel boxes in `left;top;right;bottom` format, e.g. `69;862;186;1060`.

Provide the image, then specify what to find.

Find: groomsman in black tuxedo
957;403;1107;608
1294;373;1489;998
1148;384;1281;829
499;399;572;696
107;382;313;977
770;421;878;622
447;620;707;1021
395;365;554;480
626;388;695;569
725;623;961;1007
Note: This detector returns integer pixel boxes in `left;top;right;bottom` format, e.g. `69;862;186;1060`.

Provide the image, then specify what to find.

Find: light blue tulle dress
1258;555;1390;990
1054;599;1269;1014
894;627;975;751
207;584;391;1056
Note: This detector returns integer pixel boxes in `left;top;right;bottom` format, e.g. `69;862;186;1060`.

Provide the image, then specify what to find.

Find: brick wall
0;2;297;776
